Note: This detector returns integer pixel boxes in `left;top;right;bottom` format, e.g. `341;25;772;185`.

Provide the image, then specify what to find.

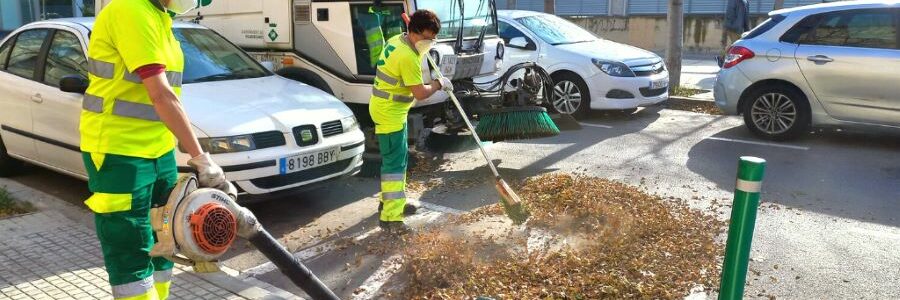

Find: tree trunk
544;0;555;14
773;0;786;10
666;0;684;91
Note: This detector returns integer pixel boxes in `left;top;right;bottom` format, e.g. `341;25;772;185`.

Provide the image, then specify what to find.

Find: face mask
415;39;436;54
163;0;199;15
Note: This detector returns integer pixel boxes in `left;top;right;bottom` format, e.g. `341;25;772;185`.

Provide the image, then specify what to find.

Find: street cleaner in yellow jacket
371;10;452;234
81;0;231;299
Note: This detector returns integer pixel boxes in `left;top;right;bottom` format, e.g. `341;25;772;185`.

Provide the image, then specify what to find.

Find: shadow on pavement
509;107;662;172
686;126;900;227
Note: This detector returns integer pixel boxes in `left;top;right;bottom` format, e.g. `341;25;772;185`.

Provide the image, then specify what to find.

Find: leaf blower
148;175;339;300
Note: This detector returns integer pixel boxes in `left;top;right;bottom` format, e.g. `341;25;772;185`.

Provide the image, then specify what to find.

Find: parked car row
0;1;894;199
0;19;366;198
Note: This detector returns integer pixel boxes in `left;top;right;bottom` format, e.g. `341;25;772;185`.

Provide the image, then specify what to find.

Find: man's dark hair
408;10;441;35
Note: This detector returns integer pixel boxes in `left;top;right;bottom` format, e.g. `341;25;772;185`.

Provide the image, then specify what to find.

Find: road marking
418;201;466;214
349;254;404;300
847;227;900;241
705;136;810;151
579;122;613;129
238;201;463;279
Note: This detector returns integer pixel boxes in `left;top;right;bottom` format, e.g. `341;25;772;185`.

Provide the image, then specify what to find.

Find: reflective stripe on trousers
111;277;154;299
380;172;406;222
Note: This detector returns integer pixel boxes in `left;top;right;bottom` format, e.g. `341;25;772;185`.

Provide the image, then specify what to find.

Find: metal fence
498;0;828;16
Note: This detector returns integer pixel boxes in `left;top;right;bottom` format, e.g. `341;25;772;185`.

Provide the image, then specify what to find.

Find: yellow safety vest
368;34;423;134
80;0;184;159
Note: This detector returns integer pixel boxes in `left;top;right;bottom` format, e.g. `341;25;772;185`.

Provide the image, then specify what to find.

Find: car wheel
742;85;810;140
0;136;23;177
550;73;591;118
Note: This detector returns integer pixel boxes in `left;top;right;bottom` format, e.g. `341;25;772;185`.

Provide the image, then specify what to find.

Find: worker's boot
379;221;412;235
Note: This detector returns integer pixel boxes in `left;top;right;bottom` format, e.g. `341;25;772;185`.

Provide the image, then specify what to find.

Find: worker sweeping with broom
370;9;452;234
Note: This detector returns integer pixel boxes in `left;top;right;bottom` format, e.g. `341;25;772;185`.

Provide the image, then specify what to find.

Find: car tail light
723;46;755;69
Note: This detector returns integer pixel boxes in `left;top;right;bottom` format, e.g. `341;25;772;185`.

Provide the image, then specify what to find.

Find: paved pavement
680;57;719;101
6;107;900;299
0;180;300;300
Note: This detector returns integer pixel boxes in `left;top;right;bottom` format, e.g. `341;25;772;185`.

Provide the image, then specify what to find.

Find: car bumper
179;128;366;195
587;71;669;110
714;67;753;115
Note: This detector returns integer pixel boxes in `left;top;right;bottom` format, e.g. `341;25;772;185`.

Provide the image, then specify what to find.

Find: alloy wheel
552;80;582;114
750;92;797;135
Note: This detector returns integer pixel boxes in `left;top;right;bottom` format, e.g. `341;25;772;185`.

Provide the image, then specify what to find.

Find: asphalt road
12;106;900;299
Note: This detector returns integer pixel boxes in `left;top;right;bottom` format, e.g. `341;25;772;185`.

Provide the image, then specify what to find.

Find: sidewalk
679;56;719;101
0;179;300;300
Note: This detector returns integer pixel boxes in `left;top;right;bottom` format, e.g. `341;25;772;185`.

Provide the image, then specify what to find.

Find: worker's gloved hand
187;153;228;191
438;77;453;93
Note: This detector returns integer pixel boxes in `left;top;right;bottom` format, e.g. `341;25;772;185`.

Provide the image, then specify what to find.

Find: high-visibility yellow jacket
80;0;184;159
368;34;424;134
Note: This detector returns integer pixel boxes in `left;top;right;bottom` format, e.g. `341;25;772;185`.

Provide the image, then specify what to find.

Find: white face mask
163;0;199;15
415;39;436;54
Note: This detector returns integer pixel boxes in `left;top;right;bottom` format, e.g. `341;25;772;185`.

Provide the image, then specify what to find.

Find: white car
496;10;669;117
0;18;365;197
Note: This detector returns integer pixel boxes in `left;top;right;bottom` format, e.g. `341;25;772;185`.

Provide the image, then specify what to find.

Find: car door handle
807;55;834;64
31;93;43;103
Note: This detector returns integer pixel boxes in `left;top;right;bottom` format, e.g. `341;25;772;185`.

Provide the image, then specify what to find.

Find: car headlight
198;135;256;154
341;115;359;132
592;59;635;77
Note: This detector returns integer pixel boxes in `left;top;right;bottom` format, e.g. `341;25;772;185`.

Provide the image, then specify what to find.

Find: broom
476;106;559;141
427;55;530;224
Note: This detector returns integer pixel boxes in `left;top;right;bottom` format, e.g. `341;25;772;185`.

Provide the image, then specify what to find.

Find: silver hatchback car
715;0;900;140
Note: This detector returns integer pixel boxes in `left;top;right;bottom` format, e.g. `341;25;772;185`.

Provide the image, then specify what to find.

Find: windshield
417;0;497;40
516;14;598;45
174;28;270;84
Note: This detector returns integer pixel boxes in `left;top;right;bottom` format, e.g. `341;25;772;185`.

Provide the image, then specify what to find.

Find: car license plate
650;79;668;90
279;148;339;175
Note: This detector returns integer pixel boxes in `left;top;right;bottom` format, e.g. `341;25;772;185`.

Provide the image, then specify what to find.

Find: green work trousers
82;151;177;300
377;123;408;222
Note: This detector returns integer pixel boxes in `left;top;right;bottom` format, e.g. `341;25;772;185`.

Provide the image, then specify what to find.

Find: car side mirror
508;37;536;51
260;61;275;72
59;75;89;94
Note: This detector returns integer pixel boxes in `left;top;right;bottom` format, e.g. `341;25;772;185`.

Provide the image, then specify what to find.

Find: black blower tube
247;230;340;300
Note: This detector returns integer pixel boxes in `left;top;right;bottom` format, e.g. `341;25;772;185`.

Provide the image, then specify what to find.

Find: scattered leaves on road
396;173;726;299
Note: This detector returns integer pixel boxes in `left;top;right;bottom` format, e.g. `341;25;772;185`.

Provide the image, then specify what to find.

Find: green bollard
718;156;766;300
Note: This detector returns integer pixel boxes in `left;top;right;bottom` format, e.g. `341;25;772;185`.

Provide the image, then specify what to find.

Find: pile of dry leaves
399;174;726;299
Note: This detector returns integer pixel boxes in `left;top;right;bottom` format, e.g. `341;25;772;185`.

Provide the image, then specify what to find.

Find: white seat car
496;10;669;117
0;18;365;197
715;1;900;140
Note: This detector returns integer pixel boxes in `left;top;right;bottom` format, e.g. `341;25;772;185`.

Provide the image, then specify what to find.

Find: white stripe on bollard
735;179;762;193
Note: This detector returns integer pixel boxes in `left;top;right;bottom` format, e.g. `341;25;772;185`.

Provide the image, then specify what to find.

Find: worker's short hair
408;10;441;35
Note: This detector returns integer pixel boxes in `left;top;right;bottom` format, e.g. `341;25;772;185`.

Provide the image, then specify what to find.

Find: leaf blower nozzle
149;175;339;300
